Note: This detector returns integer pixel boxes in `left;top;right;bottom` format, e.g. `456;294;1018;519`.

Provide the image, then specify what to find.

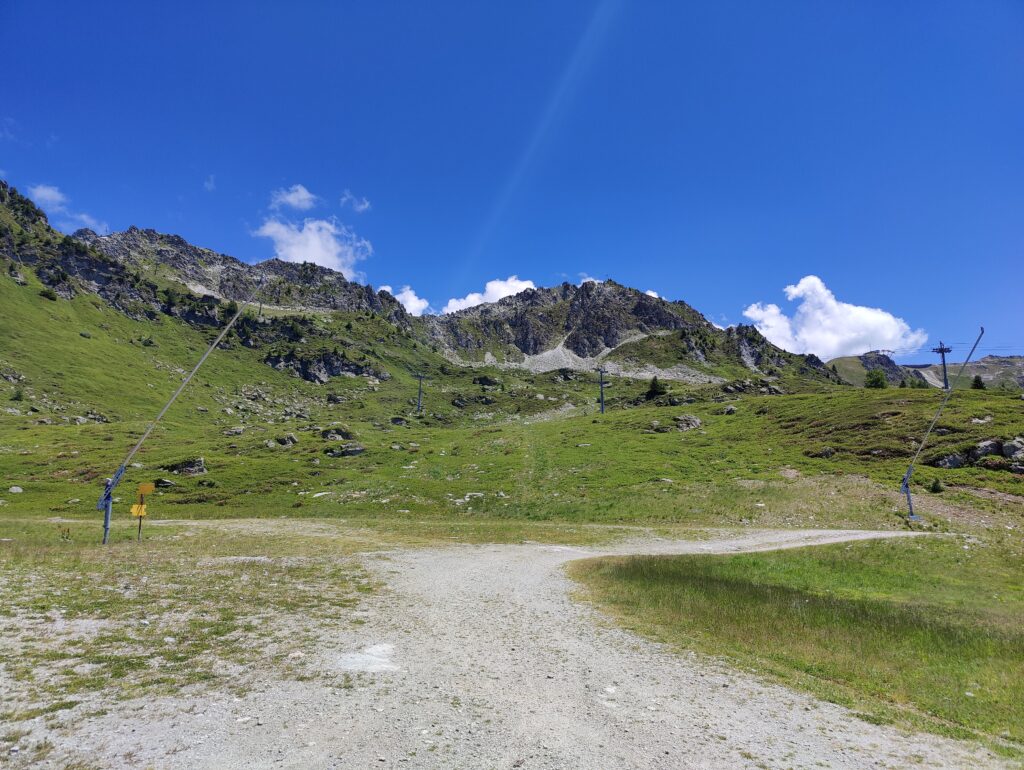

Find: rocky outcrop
75;225;408;320
858;352;927;386
425;279;836;382
265;350;390;384
161;457;208;475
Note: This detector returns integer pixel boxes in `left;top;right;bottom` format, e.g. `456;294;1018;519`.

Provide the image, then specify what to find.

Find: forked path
81;529;1009;768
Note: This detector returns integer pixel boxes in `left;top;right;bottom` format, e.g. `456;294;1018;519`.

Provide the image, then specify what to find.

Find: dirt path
54;529;1010;769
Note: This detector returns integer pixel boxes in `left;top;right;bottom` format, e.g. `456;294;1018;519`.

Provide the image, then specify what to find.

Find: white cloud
743;275;928;359
380;284;429;316
578;272;603;284
443;275;536;314
340;189;371;213
254;217;370;279
644;289;660;298
28;184;68;208
270;183;318;210
27;183;108;234
204;174;216;192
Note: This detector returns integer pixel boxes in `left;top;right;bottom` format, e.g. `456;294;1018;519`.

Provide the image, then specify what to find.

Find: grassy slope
570;536;1024;753
2;258;1022;527
828;355;868;386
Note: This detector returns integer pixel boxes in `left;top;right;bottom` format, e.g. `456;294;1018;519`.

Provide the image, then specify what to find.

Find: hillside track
63;529;1010;769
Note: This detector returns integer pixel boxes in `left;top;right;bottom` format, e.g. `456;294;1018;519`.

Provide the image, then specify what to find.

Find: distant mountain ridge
1;180;837;385
73;225;406;322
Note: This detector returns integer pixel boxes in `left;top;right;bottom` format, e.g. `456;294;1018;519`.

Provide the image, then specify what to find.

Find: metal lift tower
931;341;953;390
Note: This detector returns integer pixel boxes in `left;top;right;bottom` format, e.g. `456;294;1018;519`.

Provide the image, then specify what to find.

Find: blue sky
2;1;1021;361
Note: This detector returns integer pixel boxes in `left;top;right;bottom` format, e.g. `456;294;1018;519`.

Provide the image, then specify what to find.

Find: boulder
807;447;835;459
321;427;355;441
8;486;23;494
473;375;501;387
968;439;1003;463
154;478;176;488
673;415;702;431
275;433;298;446
1001;437;1024;461
390;417;408;426
722;405;737;415
223;426;245;436
937;453;965;469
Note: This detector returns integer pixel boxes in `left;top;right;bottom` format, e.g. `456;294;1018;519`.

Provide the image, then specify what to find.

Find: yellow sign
131;504;147;518
137;483;156;496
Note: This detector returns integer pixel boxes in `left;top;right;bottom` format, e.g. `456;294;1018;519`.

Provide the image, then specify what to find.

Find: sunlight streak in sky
459;0;621;280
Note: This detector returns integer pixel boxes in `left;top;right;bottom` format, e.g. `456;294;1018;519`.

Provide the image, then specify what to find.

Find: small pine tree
899;379;907;388
970;375;985;390
645;376;667;400
929;478;944;493
864;369;888;389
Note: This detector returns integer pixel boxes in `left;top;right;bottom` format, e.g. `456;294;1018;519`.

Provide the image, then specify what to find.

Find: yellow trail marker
133;483;153;541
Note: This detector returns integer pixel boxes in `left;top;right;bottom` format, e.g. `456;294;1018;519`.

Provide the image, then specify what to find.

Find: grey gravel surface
24;529;1012;769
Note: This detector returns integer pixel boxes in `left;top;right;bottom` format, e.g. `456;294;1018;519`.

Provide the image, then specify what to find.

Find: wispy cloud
380;284;429;316
27;183;109;234
270;183;318;211
204;174;216;192
443;275;536;314
254;217;370;280
0;117;15;142
340;189;371;213
644;289;660;298
743;275;928;359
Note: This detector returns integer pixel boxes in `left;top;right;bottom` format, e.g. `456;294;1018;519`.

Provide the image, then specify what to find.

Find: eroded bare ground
2;527;1012;770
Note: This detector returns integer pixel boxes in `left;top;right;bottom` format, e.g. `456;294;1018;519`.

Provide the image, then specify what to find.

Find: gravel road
54;529;1010;769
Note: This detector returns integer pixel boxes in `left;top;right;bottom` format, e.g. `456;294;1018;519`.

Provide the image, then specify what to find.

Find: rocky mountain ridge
2;181;836;384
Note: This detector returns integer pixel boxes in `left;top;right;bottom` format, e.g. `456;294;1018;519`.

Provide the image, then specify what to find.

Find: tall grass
571;538;1024;750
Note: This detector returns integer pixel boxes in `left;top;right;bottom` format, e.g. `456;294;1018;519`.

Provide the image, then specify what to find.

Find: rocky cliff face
426;280;710;359
858;352;927;385
425;279;834;380
74;226;407;322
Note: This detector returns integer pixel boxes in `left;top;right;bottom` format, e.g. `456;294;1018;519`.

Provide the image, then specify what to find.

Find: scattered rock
321;427;355;441
8;486;23;494
154;478;176;488
223;426;245;436
390;417;408;426
161;457;207;475
970;415;992;425
721;405;737;415
275;433;298;446
807;446;836;459
473;375;501;387
324;443;366;458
